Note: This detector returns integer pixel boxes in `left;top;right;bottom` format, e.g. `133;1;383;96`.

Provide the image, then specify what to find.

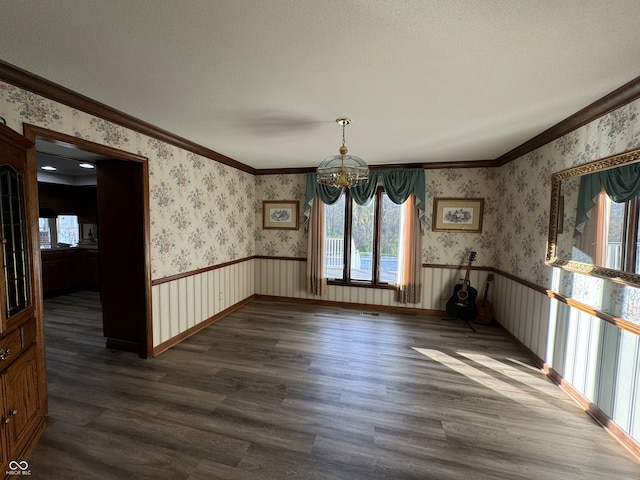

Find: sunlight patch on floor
412;347;556;408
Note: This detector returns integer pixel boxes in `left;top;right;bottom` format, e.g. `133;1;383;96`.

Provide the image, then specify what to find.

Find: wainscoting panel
151;259;255;347
254;257;492;313
492;272;640;450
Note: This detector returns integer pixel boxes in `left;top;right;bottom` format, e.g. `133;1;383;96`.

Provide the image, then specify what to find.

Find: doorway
24;124;152;358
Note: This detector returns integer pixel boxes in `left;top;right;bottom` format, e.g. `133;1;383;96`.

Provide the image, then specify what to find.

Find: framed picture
262;200;299;230
432;198;484;233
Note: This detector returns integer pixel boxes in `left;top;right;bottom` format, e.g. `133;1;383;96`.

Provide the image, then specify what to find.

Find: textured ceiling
2;0;640;169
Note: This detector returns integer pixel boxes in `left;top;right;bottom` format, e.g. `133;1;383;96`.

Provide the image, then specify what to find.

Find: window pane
38;218;51;248
324;194;345;280
351;198;374;281
605;199;625;270
635;201;640;273
57;215;79;245
380;193;402;283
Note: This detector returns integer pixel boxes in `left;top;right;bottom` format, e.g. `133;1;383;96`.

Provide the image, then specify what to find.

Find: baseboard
105;338;139;354
151;295;256;357
254;294;446;317
495;321;640;462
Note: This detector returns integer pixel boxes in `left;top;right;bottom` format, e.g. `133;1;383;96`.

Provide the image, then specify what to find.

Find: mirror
546;148;640;286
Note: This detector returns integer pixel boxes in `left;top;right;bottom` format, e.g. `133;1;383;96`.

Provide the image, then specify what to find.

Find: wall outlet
219;291;223;302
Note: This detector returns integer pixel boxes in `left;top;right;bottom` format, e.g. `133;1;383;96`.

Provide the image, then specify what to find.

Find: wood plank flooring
25;291;640;479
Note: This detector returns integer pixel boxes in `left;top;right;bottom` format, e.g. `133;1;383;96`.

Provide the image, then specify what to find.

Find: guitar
475;274;494;325
445;251;478;322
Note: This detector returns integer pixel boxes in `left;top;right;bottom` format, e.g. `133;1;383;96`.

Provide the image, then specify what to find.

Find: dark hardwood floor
26;291;640;479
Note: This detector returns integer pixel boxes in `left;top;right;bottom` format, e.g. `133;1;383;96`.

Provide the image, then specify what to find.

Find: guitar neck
460;260;472;292
460;252;476;291
482;274;494;301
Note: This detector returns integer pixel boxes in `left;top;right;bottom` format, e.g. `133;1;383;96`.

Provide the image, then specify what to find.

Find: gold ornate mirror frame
546;148;640;287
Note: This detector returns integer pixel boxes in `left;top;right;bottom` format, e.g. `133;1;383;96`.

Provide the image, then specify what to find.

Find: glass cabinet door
0;165;30;317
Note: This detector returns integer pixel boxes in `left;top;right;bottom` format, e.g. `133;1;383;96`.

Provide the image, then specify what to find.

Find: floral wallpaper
254;174;307;257
0;81;254;280
422;167;499;267
496;98;640;324
256;168;499;268
1;77;639;323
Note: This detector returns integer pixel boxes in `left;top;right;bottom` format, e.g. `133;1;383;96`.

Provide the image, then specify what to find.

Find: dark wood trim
255;294;445;317
326;280;397;290
492;267;639;336
151;256;254;286
495;75;640;166
422;262;494;271
155;256;640;338
254;255;306;261
491;267;548;295
3;61;640;174
0;60;255;175
254;160;498;176
24;124;154;358
255;167;315;175
141;157;153;358
624;198;639;272
545;290;640;336
495;321;640;462
411;160;498;170
152;295;255;356
24;124;147;162
105;338;140;353
21;126;50;422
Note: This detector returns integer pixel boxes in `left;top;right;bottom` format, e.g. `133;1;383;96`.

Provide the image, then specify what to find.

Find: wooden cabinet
77;187;97;224
38;183;97;222
0;124;45;473
2;345;41;468
41;248;99;296
81;249;100;289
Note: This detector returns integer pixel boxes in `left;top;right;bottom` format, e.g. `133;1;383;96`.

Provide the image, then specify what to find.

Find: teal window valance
304;168;426;229
575;163;640;236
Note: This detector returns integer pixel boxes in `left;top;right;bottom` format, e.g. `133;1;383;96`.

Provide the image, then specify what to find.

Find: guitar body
445;251;478;322
446;282;478;321
475;273;494;325
475;298;494;325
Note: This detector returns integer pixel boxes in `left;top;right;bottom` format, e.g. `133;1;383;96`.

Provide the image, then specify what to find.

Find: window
57;215;79;245
324;187;402;286
38;218;53;248
38;215;79;248
603;194;639;272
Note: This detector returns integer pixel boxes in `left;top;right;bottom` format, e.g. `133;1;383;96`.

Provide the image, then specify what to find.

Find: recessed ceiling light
78;163;95;169
41;166;56;171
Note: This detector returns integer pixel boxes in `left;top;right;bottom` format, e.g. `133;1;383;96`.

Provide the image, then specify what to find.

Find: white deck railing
325;237;360;269
606;243;640;271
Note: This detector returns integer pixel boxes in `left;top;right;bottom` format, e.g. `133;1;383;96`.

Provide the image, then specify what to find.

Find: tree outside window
324;188;402;285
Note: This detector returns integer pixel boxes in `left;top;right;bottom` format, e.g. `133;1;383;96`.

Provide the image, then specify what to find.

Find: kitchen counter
41;247;100;296
41;243;98;251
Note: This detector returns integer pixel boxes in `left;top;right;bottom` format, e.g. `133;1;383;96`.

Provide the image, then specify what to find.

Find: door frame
23;124;153;358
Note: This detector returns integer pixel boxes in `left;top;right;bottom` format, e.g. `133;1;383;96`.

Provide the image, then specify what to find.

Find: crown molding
2;60;640;174
0;60;256;175
495;75;640;166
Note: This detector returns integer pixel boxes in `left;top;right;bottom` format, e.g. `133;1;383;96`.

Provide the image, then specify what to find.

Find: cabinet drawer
0;317;36;370
0;328;21;368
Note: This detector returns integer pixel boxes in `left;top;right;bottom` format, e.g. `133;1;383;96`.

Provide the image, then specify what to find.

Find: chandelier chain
342;122;346;148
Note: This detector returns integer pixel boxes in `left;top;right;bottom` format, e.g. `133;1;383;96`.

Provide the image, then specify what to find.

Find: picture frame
432;197;484;233
262;200;299;230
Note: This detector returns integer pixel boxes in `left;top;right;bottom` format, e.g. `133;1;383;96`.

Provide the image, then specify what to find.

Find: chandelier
316;117;369;188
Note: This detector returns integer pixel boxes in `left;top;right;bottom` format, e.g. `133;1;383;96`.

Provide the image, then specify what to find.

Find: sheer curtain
396;193;422;304
304;169;426;300
306;195;327;296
